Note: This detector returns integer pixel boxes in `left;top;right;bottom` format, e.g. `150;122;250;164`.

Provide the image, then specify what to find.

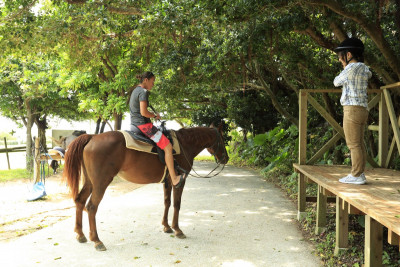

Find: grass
194;155;214;161
0;165;57;183
0;168;32;182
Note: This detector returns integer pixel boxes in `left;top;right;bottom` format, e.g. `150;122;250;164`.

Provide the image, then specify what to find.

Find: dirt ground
0;173;143;242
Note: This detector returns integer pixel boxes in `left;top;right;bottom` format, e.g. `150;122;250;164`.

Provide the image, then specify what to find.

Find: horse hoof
164;227;173;233
76;235;87;243
95;242;107;251
176;233;186;239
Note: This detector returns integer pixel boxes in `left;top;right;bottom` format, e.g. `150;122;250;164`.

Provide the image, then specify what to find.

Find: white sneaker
339;173;366;185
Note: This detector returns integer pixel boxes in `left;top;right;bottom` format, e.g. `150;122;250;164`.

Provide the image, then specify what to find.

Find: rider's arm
140;101;159;119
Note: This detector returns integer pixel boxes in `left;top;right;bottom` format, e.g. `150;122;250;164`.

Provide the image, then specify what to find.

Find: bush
229;125;301;194
228;124;400;266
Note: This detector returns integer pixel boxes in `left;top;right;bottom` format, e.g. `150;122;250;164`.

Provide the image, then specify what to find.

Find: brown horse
63;126;229;251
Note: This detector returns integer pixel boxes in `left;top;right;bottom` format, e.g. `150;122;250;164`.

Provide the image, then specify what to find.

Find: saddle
129;123;176;151
119;122;180;156
119;122;187;186
119;125;180;155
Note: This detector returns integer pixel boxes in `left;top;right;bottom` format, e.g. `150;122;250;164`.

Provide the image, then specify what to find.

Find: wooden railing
298;85;400;168
295;82;400;266
298;84;400;219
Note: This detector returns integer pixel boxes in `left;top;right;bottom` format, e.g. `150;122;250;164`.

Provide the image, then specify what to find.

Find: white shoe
339;173;366;185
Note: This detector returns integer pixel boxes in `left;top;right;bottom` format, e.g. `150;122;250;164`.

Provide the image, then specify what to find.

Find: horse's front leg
162;182;173;233
172;186;186;239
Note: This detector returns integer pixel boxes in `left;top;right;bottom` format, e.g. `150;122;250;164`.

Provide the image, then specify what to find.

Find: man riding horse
129;71;187;188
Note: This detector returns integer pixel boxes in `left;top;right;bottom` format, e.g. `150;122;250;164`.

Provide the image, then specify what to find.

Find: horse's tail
63;134;94;200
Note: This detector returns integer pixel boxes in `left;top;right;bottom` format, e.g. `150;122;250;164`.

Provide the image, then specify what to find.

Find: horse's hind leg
162;181;173;233
74;181;92;243
86;180;112;251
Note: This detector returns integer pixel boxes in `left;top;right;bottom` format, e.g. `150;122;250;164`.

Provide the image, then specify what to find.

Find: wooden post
387;230;399;246
334;197;348;256
33;137;40;183
348;204;363;215
386;115;400;168
297;173;307;220
307;94;344;137
4;137;10;170
364;215;383;267
299;91;307;164
307;133;341;165
315;185;327;235
379;93;388;167
297;91;307;220
383;89;400;156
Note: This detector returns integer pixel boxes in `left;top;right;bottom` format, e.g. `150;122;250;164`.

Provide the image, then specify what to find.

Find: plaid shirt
333;62;372;108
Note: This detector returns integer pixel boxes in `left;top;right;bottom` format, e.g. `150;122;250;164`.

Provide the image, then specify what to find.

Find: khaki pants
343;106;368;177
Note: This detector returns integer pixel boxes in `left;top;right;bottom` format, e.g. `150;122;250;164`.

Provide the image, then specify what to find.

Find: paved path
1;162;321;267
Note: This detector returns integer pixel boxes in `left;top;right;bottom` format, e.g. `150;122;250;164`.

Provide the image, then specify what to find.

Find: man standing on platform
333;37;372;185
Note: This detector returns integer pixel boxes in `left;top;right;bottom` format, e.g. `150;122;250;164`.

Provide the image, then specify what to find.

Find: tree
0;54;83;170
2;0;400;150
227;89;280;136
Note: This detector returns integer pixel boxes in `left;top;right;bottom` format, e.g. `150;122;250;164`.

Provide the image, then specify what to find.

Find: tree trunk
26;122;34;172
250;61;299;127
113;112;122;130
100;120;107;133
310;0;400;78
242;129;248;142
95;117;101;134
35;115;47;152
24;101;35;172
256;71;299;127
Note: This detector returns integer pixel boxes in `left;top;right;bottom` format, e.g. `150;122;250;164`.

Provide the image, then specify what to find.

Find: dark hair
338;49;364;63
136;71;155;83
335;37;365;63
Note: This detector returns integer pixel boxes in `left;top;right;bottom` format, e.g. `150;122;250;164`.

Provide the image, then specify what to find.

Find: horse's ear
209;122;215;128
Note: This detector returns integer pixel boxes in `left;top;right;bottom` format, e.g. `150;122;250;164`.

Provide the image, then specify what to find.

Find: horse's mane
175;127;214;146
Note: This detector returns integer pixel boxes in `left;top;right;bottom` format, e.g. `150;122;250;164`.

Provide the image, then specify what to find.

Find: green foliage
2;0;400;137
0;54;88;141
194;155;214;161
191;105;227;128
227;89;279;135
0;132;17;142
229;125;298;172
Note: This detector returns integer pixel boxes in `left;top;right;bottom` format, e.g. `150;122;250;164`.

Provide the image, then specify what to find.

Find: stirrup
174;172;189;189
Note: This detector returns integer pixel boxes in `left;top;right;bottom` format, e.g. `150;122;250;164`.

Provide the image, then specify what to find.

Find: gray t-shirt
129;86;151;126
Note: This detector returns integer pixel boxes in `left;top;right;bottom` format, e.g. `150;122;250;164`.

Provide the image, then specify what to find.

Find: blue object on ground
27;181;47;201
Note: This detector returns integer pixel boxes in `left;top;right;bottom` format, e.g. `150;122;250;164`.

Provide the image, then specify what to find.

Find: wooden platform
294;164;400;266
294;164;400;235
295;85;400;266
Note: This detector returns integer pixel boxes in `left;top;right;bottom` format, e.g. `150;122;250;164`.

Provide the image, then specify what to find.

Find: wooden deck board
293;164;400;236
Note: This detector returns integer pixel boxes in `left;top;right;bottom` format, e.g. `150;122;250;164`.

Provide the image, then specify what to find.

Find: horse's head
207;124;229;164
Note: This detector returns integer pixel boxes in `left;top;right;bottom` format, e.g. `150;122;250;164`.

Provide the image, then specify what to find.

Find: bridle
149;104;227;178
181;128;228;178
209;128;228;165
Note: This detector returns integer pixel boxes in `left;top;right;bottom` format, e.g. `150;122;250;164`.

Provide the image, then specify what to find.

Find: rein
180;128;227;179
187;162;226;179
151;102;226;179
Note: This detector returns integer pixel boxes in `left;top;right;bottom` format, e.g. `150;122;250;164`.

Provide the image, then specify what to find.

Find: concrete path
0;162;322;267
